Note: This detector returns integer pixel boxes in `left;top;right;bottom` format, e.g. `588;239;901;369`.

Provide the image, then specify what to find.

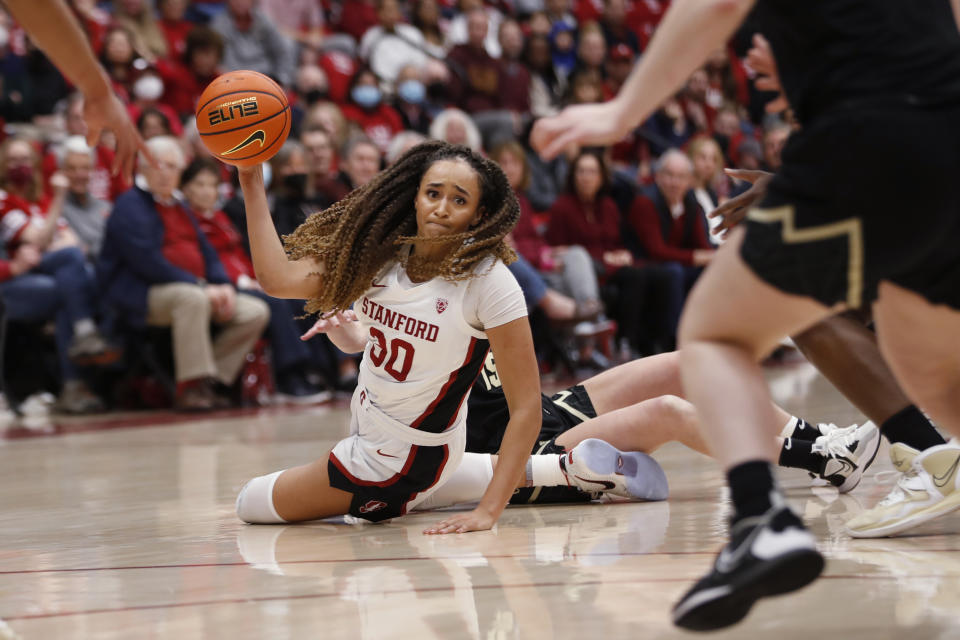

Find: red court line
0;573;945;622
3;546;959;576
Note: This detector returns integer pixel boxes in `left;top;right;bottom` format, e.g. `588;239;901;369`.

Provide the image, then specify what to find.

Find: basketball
195;70;290;167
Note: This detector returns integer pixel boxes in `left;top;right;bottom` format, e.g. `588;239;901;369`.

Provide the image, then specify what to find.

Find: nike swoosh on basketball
573;475;616;491
222;129;266;155
933;454;960;488
377;448;399;458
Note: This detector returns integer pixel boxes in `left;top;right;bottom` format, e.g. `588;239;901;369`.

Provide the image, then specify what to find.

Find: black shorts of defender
511;384;599;505
328;444;449;522
740;102;960;311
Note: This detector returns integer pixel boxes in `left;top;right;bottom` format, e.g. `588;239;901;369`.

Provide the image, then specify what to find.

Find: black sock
881;406;946;451
789;418;821;441
727;461;776;523
778;438;822;474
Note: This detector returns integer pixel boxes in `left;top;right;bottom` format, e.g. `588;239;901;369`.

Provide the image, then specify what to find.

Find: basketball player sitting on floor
302;314;882;513
233;141;666;534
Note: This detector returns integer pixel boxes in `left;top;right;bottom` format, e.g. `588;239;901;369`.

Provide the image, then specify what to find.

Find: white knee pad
235;470;287;524
412;453;494;512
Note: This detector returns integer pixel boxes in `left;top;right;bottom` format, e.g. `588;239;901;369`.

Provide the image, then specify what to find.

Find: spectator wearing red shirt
98;26;142;103
127;69;183;137
498;19;532;115
625;149;716;347
340;68;404;154
99;137;269;411
330;0;378;43
547;150;678;355
157;0;194;62
181;158;329;402
156;26;223;120
0;137;116;412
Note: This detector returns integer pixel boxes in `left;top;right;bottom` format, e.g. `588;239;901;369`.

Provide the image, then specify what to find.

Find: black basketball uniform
741;0;960;309
466;353;599;504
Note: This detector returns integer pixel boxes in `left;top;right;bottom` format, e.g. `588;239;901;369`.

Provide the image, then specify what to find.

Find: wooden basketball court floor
2;360;960;639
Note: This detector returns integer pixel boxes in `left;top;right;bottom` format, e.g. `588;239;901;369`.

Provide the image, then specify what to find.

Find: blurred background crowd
0;0;791;418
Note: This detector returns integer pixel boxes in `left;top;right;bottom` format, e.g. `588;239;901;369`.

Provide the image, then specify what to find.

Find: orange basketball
196;70;291;167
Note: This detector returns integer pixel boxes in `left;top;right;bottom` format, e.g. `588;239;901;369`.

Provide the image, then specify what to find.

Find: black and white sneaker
810;421;881;493
672;499;824;631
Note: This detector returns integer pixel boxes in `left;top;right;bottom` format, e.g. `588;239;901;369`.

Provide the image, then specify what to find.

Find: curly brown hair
284;140;519;315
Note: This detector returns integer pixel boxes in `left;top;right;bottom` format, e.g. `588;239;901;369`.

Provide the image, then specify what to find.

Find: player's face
415;159;483;241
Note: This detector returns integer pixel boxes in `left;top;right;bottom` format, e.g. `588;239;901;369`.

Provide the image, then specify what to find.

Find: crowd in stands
0;0;789;417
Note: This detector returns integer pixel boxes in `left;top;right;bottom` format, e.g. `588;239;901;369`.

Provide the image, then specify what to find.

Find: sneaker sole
837;422;881;494
846;491;960;538
673;548;825;631
574;439;669;501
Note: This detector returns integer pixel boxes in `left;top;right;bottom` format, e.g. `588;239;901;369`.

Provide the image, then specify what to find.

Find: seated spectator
337;135;383;191
498;19;531;115
386;131;427;166
625;149;716;341
0;137;116;413
565;68;604;106
548;20;577;81
58;137;110;258
547;150;677;355
392;65;431;135
211;0;296;87
113;0;169;62
574;21;607;79
525;33;563;118
304;101;349;152
0;37;69;123
762;121;791;171
640;97;696;156
47;93;127;202
688;136;730;240
491;140;602;325
300;125;349;205
99;25;145;102
158;0;193;61
544;0;577;29
340;67;404;154
411;0;448;58
264;141;323;237
180;158;329;403
71;0;111;54
446;0;503;58
259;0;326;50
128;70;182;137
359;0;428;87
428;108;483;152
99;136;269;411
603;42;634;100
600;0;640;54
137;106;175;140
330;0;378;43
290;64;330;136
156;26;224;121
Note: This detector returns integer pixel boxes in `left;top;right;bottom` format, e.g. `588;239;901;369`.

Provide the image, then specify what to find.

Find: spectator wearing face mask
291;64;330;137
340;67;404;154
391;65;430;135
127;69;182;137
359;0;428;88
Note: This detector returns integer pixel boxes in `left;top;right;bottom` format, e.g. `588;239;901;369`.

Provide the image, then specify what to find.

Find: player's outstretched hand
423;506;497;535
746;34;789;114
531;101;629;161
84;90;152;180
709;169;773;238
300;310;359;341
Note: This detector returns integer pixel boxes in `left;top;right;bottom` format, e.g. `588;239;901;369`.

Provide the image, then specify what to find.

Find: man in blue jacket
100;137;269;410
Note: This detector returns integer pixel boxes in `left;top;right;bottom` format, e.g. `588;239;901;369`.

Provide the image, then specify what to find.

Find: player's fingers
724;168;764;183
86;124;103;152
766;95;790;113
541;126;583;161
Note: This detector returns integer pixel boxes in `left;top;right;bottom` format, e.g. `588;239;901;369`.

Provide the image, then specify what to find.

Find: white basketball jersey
353;259;496;437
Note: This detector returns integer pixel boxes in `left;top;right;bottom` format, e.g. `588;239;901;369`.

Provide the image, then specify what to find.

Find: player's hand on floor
423;506;497;534
710;169;773;238
300;310;358;340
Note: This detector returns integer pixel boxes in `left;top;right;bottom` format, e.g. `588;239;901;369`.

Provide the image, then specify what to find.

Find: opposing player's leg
673;228;836;631
844;282;960;537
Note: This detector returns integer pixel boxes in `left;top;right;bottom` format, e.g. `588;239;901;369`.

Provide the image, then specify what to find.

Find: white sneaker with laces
810;421;881;493
561;439;669;501
846;440;960;538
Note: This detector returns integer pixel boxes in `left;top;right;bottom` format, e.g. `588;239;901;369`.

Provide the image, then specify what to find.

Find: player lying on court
301;314;882;514
232;140;665;534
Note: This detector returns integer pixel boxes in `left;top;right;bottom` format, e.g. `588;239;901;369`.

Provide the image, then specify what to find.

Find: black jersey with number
751;0;960;122
466;352;515;454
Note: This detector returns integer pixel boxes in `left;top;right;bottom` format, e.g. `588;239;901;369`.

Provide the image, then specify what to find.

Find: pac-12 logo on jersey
358;500;387;514
436;298;448;314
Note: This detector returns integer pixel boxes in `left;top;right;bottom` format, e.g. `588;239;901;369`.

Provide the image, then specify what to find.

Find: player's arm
952;0;960;33
3;0;149;177
533;0;756;159
425;317;541;534
236;165;324;299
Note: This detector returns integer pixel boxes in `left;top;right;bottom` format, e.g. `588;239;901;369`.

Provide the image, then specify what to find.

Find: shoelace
811;423;859;459
876;468;922;507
